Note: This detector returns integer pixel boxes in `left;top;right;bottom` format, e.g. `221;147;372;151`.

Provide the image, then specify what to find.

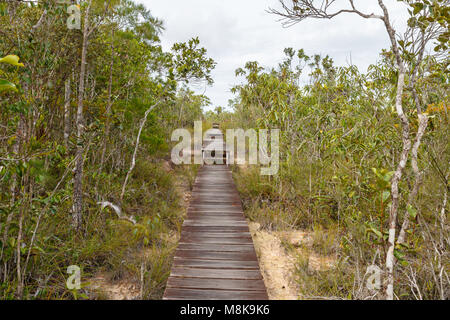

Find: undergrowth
1;158;197;300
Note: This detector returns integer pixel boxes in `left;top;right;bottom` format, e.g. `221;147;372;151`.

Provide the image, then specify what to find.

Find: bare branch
97;201;136;224
120;100;163;202
268;0;382;27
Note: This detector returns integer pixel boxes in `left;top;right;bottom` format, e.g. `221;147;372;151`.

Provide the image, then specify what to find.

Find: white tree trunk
73;0;92;230
120;101;161;202
397;114;429;244
378;0;410;300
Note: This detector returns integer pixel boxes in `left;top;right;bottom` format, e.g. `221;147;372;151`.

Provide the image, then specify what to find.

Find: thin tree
73;0;111;230
73;0;92;230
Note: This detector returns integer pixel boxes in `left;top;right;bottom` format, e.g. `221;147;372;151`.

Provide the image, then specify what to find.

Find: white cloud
137;0;408;111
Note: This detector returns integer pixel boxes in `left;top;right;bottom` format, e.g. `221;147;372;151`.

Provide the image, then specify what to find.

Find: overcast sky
137;0;408;111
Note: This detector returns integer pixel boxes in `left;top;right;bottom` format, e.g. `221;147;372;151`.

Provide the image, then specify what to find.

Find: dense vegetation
226;0;449;300
0;0;448;300
0;0;212;299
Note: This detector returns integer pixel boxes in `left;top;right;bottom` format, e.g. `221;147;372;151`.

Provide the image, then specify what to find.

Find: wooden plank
189;203;242;206
175;250;257;261
192;187;237;192
177;243;255;252
190;201;242;206
185;218;246;224
183;222;248;227
181;232;252;238
186;213;244;217
183;219;248;226
172;258;260;269
186;209;243;213
167;277;266;291
193;185;237;189
186;216;245;220
187;209;244;214
191;195;239;199
186;213;245;218
191;194;241;199
163;164;267;300
188;207;244;212
163;288;268;300
188;207;243;211
181;226;249;233
186;216;246;220
187;210;244;214
192;191;240;195
195;180;233;182
169;267;263;280
181;231;252;236
189;204;242;208
179;236;253;244
191;196;240;200
179;239;253;245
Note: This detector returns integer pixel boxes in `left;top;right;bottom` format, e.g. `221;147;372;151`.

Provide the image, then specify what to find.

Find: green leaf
0;55;24;67
0;79;18;92
407;204;417;219
369;226;383;239
398;242;410;249
394;249;408;266
32;246;46;254
371;167;380;178
382;190;390;202
79;293;89;300
413;3;424;15
383;171;394;182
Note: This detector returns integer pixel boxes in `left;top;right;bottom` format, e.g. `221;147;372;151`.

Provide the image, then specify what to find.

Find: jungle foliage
229;1;449;298
0;0;213;299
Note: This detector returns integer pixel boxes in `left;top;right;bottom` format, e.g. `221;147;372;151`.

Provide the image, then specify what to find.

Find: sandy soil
249;222;300;300
249;222;336;300
277;231;335;271
89;274;140;300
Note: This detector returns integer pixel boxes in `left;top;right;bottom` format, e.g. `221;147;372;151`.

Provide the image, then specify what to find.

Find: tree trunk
15;206;24;298
64;77;71;149
397;114;428;244
120;101;161;202
385;68;408;300
73;0;92;230
0;115;25;266
378;0;410;300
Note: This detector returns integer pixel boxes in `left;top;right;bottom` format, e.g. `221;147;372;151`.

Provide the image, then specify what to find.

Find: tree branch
120;100;163;202
268;0;382;27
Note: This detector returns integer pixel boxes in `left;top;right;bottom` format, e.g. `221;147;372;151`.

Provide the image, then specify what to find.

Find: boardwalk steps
163;165;268;300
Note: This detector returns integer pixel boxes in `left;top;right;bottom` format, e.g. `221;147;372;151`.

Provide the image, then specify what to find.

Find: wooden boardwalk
163;165;268;300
